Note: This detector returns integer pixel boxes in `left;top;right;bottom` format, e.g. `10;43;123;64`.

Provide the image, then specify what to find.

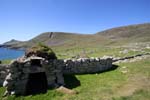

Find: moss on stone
25;43;57;60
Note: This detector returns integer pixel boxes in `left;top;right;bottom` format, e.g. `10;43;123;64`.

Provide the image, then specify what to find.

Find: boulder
56;86;77;95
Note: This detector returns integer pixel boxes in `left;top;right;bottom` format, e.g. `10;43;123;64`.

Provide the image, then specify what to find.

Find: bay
0;48;24;60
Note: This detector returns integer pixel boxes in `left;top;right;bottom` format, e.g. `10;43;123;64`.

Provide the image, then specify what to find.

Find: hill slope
2;23;150;49
2;32;108;49
96;23;150;42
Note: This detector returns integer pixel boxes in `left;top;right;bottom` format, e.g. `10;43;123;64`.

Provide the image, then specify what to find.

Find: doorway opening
31;59;42;67
25;72;48;95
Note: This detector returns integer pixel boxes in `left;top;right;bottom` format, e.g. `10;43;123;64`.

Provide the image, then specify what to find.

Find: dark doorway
31;59;42;67
25;72;48;95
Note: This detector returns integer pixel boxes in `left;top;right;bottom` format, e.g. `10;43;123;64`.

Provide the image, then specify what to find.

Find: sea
0;48;25;60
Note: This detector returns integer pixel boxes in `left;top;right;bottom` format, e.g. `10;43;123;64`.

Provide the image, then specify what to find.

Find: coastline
0;47;25;60
0;45;25;51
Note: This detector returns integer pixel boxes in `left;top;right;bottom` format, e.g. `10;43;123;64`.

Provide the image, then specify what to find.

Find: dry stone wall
1;52;149;95
1;57;65;95
0;64;9;86
63;58;112;74
0;56;113;95
112;53;150;63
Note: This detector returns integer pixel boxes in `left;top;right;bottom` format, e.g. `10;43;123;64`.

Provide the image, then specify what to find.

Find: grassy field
0;47;150;100
1;23;150;100
54;46;150;59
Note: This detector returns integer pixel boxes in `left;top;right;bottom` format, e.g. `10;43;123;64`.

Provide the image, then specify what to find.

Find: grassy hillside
0;23;150;100
3;23;150;49
96;23;150;42
4;33;110;51
0;54;150;100
4;23;150;48
26;32;103;47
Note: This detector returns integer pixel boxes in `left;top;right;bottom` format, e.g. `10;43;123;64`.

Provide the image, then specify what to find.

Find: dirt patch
116;74;150;97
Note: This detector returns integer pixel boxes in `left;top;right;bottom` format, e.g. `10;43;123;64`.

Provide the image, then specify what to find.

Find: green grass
1;23;150;100
1;60;11;64
55;46;150;59
113;89;150;100
0;46;150;100
0;56;149;100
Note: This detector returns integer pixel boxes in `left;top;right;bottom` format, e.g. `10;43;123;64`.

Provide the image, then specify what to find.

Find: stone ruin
2;56;65;95
0;45;113;96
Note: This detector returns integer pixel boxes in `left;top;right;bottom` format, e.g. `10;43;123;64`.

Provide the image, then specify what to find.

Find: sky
0;0;150;44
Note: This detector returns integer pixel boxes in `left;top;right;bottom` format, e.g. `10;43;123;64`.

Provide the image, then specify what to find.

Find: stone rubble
56;86;77;95
113;53;150;64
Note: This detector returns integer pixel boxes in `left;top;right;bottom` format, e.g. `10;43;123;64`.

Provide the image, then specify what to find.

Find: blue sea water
0;48;25;60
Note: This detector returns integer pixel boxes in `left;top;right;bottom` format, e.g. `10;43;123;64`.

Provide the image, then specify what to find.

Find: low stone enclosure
0;56;113;95
1;49;150;96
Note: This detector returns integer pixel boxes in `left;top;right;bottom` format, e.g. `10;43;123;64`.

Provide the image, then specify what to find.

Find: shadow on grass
98;64;119;73
64;75;81;89
63;64;118;89
93;64;119;74
6;65;119;97
72;64;119;75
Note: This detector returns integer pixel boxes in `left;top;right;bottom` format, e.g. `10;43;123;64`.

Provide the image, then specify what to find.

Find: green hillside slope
2;23;150;49
96;23;150;42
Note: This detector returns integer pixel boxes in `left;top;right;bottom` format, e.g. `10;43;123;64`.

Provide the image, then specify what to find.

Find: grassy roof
25;43;57;60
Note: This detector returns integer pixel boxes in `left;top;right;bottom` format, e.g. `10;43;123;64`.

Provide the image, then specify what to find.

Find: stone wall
1;52;149;95
63;58;112;74
0;56;113;95
2;57;65;95
112;53;150;63
0;64;9;86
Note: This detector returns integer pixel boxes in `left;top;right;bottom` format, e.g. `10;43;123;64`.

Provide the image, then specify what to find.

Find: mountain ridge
2;23;150;49
96;23;150;38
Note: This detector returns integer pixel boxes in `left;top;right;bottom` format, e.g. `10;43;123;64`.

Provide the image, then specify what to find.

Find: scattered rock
3;80;8;87
113;53;150;64
56;86;77;95
11;91;15;95
146;44;150;49
122;66;127;69
121;70;128;74
102;55;113;59
119;49;128;54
